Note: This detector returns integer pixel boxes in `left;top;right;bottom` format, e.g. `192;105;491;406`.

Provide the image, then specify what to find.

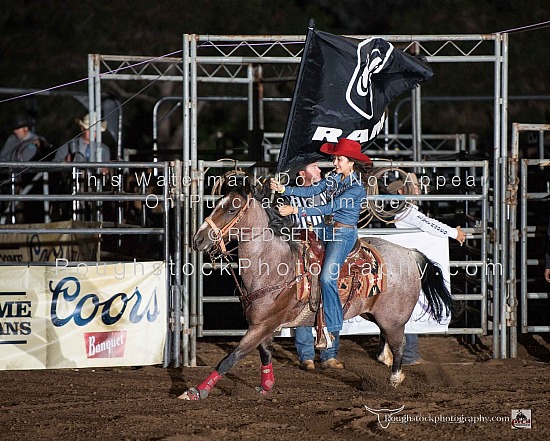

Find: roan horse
179;182;453;400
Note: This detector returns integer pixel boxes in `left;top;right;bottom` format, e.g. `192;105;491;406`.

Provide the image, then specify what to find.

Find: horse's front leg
257;335;275;394
178;324;272;400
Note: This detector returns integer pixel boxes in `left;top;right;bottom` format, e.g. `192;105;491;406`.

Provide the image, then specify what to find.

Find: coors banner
277;20;433;173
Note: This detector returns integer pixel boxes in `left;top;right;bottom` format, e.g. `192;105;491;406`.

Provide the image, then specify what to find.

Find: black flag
276;21;433;173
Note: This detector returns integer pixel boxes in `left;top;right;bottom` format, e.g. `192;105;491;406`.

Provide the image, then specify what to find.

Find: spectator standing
388;173;465;364
54;113;110;163
0;115;50;223
0;115;49;162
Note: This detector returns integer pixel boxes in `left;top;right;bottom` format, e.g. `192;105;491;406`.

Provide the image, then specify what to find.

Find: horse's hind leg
257;335;275;394
377;332;393;367
381;326;406;387
179;324;272;400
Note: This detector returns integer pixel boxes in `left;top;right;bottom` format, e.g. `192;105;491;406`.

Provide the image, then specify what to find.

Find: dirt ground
1;334;549;441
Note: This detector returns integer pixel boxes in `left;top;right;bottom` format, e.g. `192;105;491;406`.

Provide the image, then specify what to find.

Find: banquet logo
84;331;127;358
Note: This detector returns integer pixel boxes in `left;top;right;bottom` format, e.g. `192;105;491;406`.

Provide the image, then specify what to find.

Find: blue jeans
403;334;420;363
294;326;340;362
320;225;357;333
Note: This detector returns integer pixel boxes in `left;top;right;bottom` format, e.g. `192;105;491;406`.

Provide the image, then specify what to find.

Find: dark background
0;0;548;335
0;0;549;160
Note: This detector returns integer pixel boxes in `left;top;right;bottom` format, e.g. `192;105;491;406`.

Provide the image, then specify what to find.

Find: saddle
295;229;386;315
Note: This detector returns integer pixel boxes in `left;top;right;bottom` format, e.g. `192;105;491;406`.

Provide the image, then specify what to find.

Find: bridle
202;192;307;309
202;193;253;300
204;194;252;257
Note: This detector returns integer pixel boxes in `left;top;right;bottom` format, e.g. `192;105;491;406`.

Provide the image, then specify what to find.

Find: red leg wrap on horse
260;363;275;391
197;371;222;394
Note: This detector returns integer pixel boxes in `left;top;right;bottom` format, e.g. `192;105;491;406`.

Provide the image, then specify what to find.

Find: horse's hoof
178;387;202;400
255;386;269;395
389;372;405;388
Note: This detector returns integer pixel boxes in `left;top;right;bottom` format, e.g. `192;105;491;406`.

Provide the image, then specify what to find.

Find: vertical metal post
491;36;502;358
87;54;102;222
411;41;422;162
173;161;183;367
508;124;518;358
87;53;96;155
247;64;254;132
181;33;191;367
182;34;197;367
411;87;422;162
43;172;50;223
163;161;173;367
520;158;528;333
10;173;16;224
190;35;199;367
94;59;103;164
197;160;204;337
480;160;489;333
117;104;123;161
499;33;509;358
257;65;264;133
152;101;160;166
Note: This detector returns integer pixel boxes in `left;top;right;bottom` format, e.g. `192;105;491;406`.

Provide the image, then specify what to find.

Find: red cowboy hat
320;138;372;164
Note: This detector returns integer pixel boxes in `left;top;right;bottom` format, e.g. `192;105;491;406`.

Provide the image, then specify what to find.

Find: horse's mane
223;176;299;253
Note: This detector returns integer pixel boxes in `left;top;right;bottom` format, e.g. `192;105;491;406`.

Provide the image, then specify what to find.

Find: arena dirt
1;334;549;441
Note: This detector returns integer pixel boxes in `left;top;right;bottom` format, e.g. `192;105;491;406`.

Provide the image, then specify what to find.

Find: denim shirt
283;172;366;225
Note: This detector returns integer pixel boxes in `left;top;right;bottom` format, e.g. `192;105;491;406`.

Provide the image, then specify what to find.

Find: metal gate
512;123;550;357
86;32;513;365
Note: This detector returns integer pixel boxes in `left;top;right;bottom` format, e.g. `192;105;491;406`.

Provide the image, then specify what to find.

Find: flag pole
276;18;316;174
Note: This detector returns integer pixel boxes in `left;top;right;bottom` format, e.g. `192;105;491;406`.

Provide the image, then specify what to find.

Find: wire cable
495;19;550;34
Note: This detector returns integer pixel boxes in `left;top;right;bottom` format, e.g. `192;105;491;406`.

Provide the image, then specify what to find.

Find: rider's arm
395;205;458;239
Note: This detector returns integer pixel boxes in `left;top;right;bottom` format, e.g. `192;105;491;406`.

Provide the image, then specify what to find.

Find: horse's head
193;190;251;253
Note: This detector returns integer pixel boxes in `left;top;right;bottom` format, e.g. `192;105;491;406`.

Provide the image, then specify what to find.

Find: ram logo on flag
276;20;433;174
346;38;394;120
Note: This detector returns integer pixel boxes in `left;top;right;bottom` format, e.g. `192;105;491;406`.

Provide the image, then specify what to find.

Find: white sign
0;262;167;370
277;232;451;337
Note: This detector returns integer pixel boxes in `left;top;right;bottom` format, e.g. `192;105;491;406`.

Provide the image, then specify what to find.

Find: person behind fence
50;113;111;220
0;114;50;162
284;153;344;370
387;173;466;364
0;115;51;223
270;138;372;350
54;113;110;164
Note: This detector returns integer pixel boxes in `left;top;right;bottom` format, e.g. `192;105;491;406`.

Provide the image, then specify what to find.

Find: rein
241;270;309;309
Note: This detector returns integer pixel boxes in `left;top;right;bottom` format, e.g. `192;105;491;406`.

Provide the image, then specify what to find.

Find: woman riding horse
179;152;453;400
270;138;372;350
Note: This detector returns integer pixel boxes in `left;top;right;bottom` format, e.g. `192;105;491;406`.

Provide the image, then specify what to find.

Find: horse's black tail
414;251;454;322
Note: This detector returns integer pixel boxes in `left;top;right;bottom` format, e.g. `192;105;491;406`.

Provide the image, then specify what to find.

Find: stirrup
315;327;334;350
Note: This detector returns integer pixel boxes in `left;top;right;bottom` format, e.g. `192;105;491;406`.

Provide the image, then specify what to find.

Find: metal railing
0;160;181;367
190;159;491;351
